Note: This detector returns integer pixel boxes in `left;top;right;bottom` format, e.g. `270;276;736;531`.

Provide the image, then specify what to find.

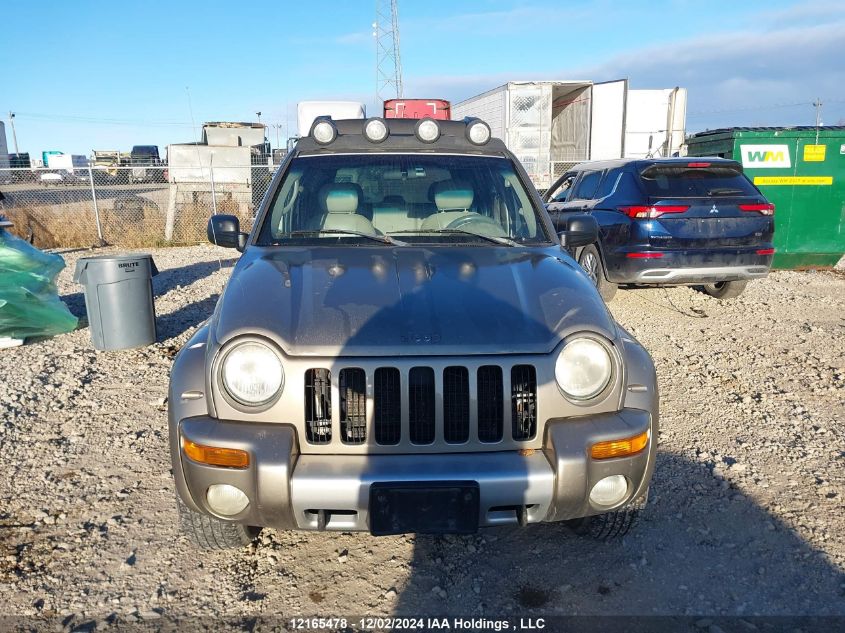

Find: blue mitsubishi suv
542;158;775;301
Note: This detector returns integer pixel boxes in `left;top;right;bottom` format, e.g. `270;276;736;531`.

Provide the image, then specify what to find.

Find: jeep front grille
477;365;504;442
443;366;470;443
374;367;401;445
409;367;435;444
303;364;537;447
511;365;537;441
339;368;366;444
305;368;332;444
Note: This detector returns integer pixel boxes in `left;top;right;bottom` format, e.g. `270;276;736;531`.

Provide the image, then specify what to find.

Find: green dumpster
686;126;845;269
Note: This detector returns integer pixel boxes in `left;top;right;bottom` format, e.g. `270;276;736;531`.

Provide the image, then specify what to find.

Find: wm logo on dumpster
740;144;791;169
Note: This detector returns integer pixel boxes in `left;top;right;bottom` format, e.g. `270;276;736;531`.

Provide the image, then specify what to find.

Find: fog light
311;119;337;145
363;117;389;143
465;119;491;145
414;118;440;143
589;475;628;506
206;484;249;516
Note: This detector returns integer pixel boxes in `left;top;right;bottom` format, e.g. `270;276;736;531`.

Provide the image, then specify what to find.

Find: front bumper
175;408;655;532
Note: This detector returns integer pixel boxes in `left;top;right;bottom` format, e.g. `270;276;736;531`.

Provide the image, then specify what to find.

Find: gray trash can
73;253;158;350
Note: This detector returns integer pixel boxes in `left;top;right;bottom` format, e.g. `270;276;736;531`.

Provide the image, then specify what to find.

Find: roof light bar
363;117;389;143
310;118;337;145
464;118;491;145
414;118;441;143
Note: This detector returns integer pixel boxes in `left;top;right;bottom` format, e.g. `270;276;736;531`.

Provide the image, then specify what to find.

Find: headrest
431;179;474;211
319;183;359;214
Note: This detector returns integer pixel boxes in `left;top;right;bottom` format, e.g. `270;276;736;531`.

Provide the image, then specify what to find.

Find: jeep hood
213;246;617;356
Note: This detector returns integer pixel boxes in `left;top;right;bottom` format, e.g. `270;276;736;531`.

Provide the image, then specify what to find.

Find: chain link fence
0;156;574;247
0;164;278;249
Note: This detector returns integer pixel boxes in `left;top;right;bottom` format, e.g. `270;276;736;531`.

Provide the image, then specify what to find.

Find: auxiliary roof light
311;118;338;145
465;118;491;145
363;117;389;143
414;118;441;143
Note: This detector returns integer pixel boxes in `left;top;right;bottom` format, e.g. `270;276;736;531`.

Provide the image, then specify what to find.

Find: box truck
296;101;366;138
452;80;686;190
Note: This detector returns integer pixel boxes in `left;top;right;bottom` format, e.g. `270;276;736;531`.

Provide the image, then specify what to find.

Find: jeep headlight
555;337;612;400
221;341;284;405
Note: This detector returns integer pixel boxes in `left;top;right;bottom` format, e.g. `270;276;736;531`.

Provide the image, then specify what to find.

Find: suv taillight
618;205;689;219
739;202;775;216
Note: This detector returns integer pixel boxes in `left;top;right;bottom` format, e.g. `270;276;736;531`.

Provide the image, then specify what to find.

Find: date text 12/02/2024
288;617;546;630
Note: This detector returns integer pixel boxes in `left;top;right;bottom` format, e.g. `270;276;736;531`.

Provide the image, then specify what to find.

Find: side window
548;172;577;202
595;168;622;199
571;170;602;200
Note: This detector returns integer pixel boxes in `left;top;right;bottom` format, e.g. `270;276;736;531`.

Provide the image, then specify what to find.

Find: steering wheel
445;214;508;237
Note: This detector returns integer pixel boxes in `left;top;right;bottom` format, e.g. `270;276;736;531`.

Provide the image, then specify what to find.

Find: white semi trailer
452;80;686;190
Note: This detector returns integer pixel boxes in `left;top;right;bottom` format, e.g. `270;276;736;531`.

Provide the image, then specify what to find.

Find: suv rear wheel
176;495;261;550
578;245;617;302
698;280;747;299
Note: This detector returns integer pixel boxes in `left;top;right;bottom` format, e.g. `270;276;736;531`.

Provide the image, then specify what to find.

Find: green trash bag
0;224;78;340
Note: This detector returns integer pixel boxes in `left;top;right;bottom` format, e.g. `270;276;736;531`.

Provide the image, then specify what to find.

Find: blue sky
2;0;844;155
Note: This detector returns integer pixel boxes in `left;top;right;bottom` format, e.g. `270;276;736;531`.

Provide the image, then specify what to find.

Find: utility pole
813;98;823;144
8;112;19;155
373;0;403;102
256;111;262;124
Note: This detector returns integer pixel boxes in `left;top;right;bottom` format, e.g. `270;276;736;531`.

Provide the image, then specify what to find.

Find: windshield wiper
387;228;518;246
287;229;405;245
707;187;746;196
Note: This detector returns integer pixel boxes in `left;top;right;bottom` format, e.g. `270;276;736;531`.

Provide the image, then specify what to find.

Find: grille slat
304;369;332;444
511;365;537;441
339;368;366;444
374;367;401;445
409;367;435;444
443;366;470;443
477;366;504;442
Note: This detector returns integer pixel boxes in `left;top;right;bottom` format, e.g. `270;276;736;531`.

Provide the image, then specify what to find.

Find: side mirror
207;214;247;251
558;214;598;248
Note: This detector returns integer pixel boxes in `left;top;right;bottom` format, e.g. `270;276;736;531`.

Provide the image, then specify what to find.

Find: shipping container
687;127;845;269
452;80;686;190
384;99;450;120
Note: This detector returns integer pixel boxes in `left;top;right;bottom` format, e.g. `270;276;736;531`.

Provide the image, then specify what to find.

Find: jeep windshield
257;154;550;246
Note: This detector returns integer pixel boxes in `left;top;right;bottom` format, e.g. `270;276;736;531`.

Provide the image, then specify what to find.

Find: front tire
565;491;647;540
578;245;617;302
698;280;747;299
176;494;261;550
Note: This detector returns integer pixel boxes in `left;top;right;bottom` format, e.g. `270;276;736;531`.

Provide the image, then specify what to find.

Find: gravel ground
1;245;843;627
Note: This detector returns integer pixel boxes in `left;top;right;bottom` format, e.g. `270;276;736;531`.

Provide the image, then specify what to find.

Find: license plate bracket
369;481;479;536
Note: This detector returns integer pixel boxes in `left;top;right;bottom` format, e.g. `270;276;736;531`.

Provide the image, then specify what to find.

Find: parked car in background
128;145;163;183
542;158;775;301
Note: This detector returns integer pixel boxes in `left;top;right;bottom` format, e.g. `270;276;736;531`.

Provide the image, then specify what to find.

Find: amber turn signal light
182;438;250;468
590;431;649;460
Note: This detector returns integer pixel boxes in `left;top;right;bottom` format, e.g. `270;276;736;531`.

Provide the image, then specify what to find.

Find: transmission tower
373;0;403;102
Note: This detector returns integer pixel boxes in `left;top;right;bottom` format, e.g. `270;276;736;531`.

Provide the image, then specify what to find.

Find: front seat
420;179;478;230
313;183;378;235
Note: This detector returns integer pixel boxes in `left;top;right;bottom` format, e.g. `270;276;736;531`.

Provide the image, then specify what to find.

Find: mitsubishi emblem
709;204;719;214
